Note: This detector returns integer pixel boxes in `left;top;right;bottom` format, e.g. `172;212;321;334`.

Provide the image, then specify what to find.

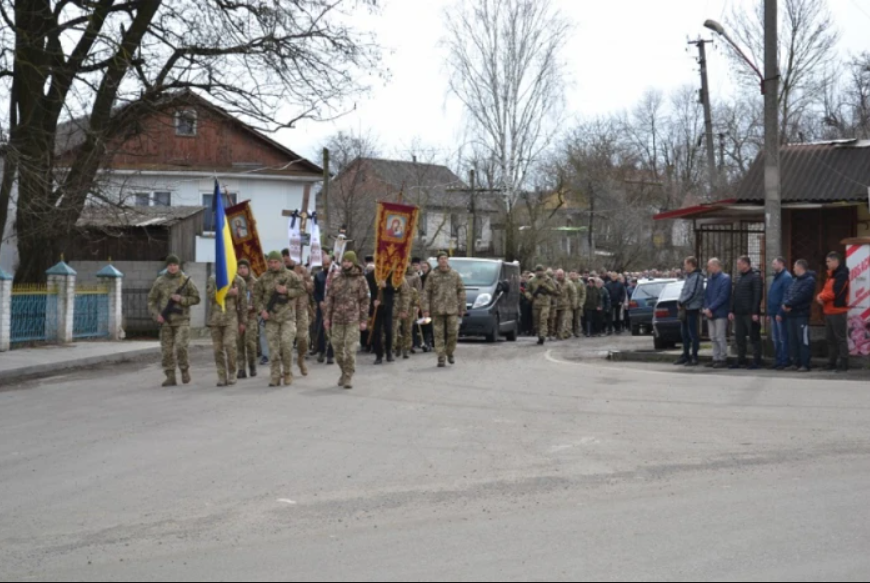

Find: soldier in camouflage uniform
422;252;467;368
571;271;587;338
525;265;557;345
255;251;306;387
548;269;560;341
206;272;247;387
555;269;576;340
325;252;371;389
294;264;315;376
236;259;259;378
148;255;202;387
400;266;423;358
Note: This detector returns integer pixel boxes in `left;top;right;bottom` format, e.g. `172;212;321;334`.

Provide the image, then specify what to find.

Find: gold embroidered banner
374;201;419;288
226;201;267;277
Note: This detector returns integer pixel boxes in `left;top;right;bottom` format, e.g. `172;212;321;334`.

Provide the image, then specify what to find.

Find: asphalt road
1;336;869;582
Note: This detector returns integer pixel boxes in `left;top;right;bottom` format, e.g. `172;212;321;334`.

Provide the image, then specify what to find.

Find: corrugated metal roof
736;140;870;203
77;206;205;229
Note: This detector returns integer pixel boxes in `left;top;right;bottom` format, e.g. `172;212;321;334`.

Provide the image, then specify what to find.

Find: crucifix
282;184;312;262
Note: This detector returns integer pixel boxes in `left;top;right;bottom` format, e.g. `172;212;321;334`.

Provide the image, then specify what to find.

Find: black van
429;258;522;342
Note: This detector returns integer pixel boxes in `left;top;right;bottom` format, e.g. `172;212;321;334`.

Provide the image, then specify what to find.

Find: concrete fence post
46;261;77;344
0;267;12;352
97;264;124;341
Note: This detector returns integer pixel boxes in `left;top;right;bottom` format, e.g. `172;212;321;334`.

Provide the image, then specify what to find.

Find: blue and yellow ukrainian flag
213;180;237;312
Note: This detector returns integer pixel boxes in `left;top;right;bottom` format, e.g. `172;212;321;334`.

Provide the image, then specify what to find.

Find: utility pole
764;0;782;287
690;38;718;196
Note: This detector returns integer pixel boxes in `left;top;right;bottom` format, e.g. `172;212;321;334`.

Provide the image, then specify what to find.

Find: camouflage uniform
237;272;259;378
422;266;466;366
148;271;201;386
400;271;423;356
325;264;370;388
557;278;577;340
255;267;305;386
391;278;413;357
548;278;561;340
295;268;315;376
207;275;247;386
525;274;557;340
573;278;587;337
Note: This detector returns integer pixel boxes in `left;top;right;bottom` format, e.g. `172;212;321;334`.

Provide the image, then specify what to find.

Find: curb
607;350;850;370
0;344;208;384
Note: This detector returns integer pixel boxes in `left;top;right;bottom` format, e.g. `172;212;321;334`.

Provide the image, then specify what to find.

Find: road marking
277;499;297;505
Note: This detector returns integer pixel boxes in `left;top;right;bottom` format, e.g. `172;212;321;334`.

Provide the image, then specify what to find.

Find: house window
175;110;198;137
202;192;238;231
152;191;172;207
134;192;151;207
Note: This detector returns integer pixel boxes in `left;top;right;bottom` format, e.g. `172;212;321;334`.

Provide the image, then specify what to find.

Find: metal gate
11;284;59;345
73;285;110;340
123;288;159;337
695;222;766;279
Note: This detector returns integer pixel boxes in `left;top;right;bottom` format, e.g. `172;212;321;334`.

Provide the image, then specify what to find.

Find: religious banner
847;242;870;356
309;213;323;268
226;201;267;277
287;211;304;265
374;201;420;288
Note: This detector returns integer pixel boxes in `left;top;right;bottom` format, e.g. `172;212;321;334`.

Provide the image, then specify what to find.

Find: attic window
175;110;197;136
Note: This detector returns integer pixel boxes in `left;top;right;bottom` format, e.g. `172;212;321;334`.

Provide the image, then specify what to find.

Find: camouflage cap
166;254;181;266
535;264;545;272
238;258;251;268
343;251;359;264
267;251;282;261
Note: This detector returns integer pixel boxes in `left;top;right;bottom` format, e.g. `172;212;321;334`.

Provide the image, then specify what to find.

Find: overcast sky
280;0;870;165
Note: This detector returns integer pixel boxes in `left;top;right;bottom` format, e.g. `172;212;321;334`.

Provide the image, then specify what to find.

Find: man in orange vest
817;251;850;373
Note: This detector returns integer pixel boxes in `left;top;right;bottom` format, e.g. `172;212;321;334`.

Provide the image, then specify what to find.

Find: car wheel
506;322;518;342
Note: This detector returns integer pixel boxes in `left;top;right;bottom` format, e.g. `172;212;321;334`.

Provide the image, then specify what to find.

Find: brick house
323;157;501;257
20;91;322;267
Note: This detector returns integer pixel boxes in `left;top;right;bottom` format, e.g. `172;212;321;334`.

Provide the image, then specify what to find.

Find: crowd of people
516;252;852;374
517;266;685;343
148;250;467;391
148;247;853;391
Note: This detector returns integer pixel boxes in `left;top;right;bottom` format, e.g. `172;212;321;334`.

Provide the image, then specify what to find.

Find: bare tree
0;0;382;281
443;0;572;262
725;0;840;143
821;53;870;139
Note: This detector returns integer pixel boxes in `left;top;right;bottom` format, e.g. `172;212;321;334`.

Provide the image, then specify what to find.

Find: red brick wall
94;107;295;169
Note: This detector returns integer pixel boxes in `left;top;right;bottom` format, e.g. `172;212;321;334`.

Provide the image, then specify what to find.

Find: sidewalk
0;340;207;384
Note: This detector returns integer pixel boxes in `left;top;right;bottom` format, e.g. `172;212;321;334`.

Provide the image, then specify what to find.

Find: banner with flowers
374;201;419;288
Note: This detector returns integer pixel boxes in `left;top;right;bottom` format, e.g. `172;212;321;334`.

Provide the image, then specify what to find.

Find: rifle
161;277;191;323
266;289;290;314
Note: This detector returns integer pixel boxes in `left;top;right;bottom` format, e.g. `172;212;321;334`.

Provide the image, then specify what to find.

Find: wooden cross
281;184;312;261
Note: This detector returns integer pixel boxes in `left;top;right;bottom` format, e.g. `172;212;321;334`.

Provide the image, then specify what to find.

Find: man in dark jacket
605;275;627;334
729;255;764;369
818;252;850;372
675;257;705;367
767;257;794;370
783;259;816;372
598;279;612;337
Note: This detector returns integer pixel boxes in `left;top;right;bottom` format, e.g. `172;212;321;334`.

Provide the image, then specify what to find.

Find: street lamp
704;19;764;93
705;13;781;292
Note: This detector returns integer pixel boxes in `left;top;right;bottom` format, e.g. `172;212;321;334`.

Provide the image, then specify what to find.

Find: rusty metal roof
735;140;870;203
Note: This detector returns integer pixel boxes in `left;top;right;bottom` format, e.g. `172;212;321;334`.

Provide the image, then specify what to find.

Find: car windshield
451;261;501;287
632;280;675;301
659;281;685;303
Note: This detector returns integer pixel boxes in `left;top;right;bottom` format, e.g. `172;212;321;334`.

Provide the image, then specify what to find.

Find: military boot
448;355;456;365
343;375;353;390
438;357;446;368
283;373;293;386
181;369;191;385
317;352;326;364
338;374;348;387
238;369;248;380
249;363;257;378
216;376;228;388
162;372;178;387
537;337;546;345
403;350;410;360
